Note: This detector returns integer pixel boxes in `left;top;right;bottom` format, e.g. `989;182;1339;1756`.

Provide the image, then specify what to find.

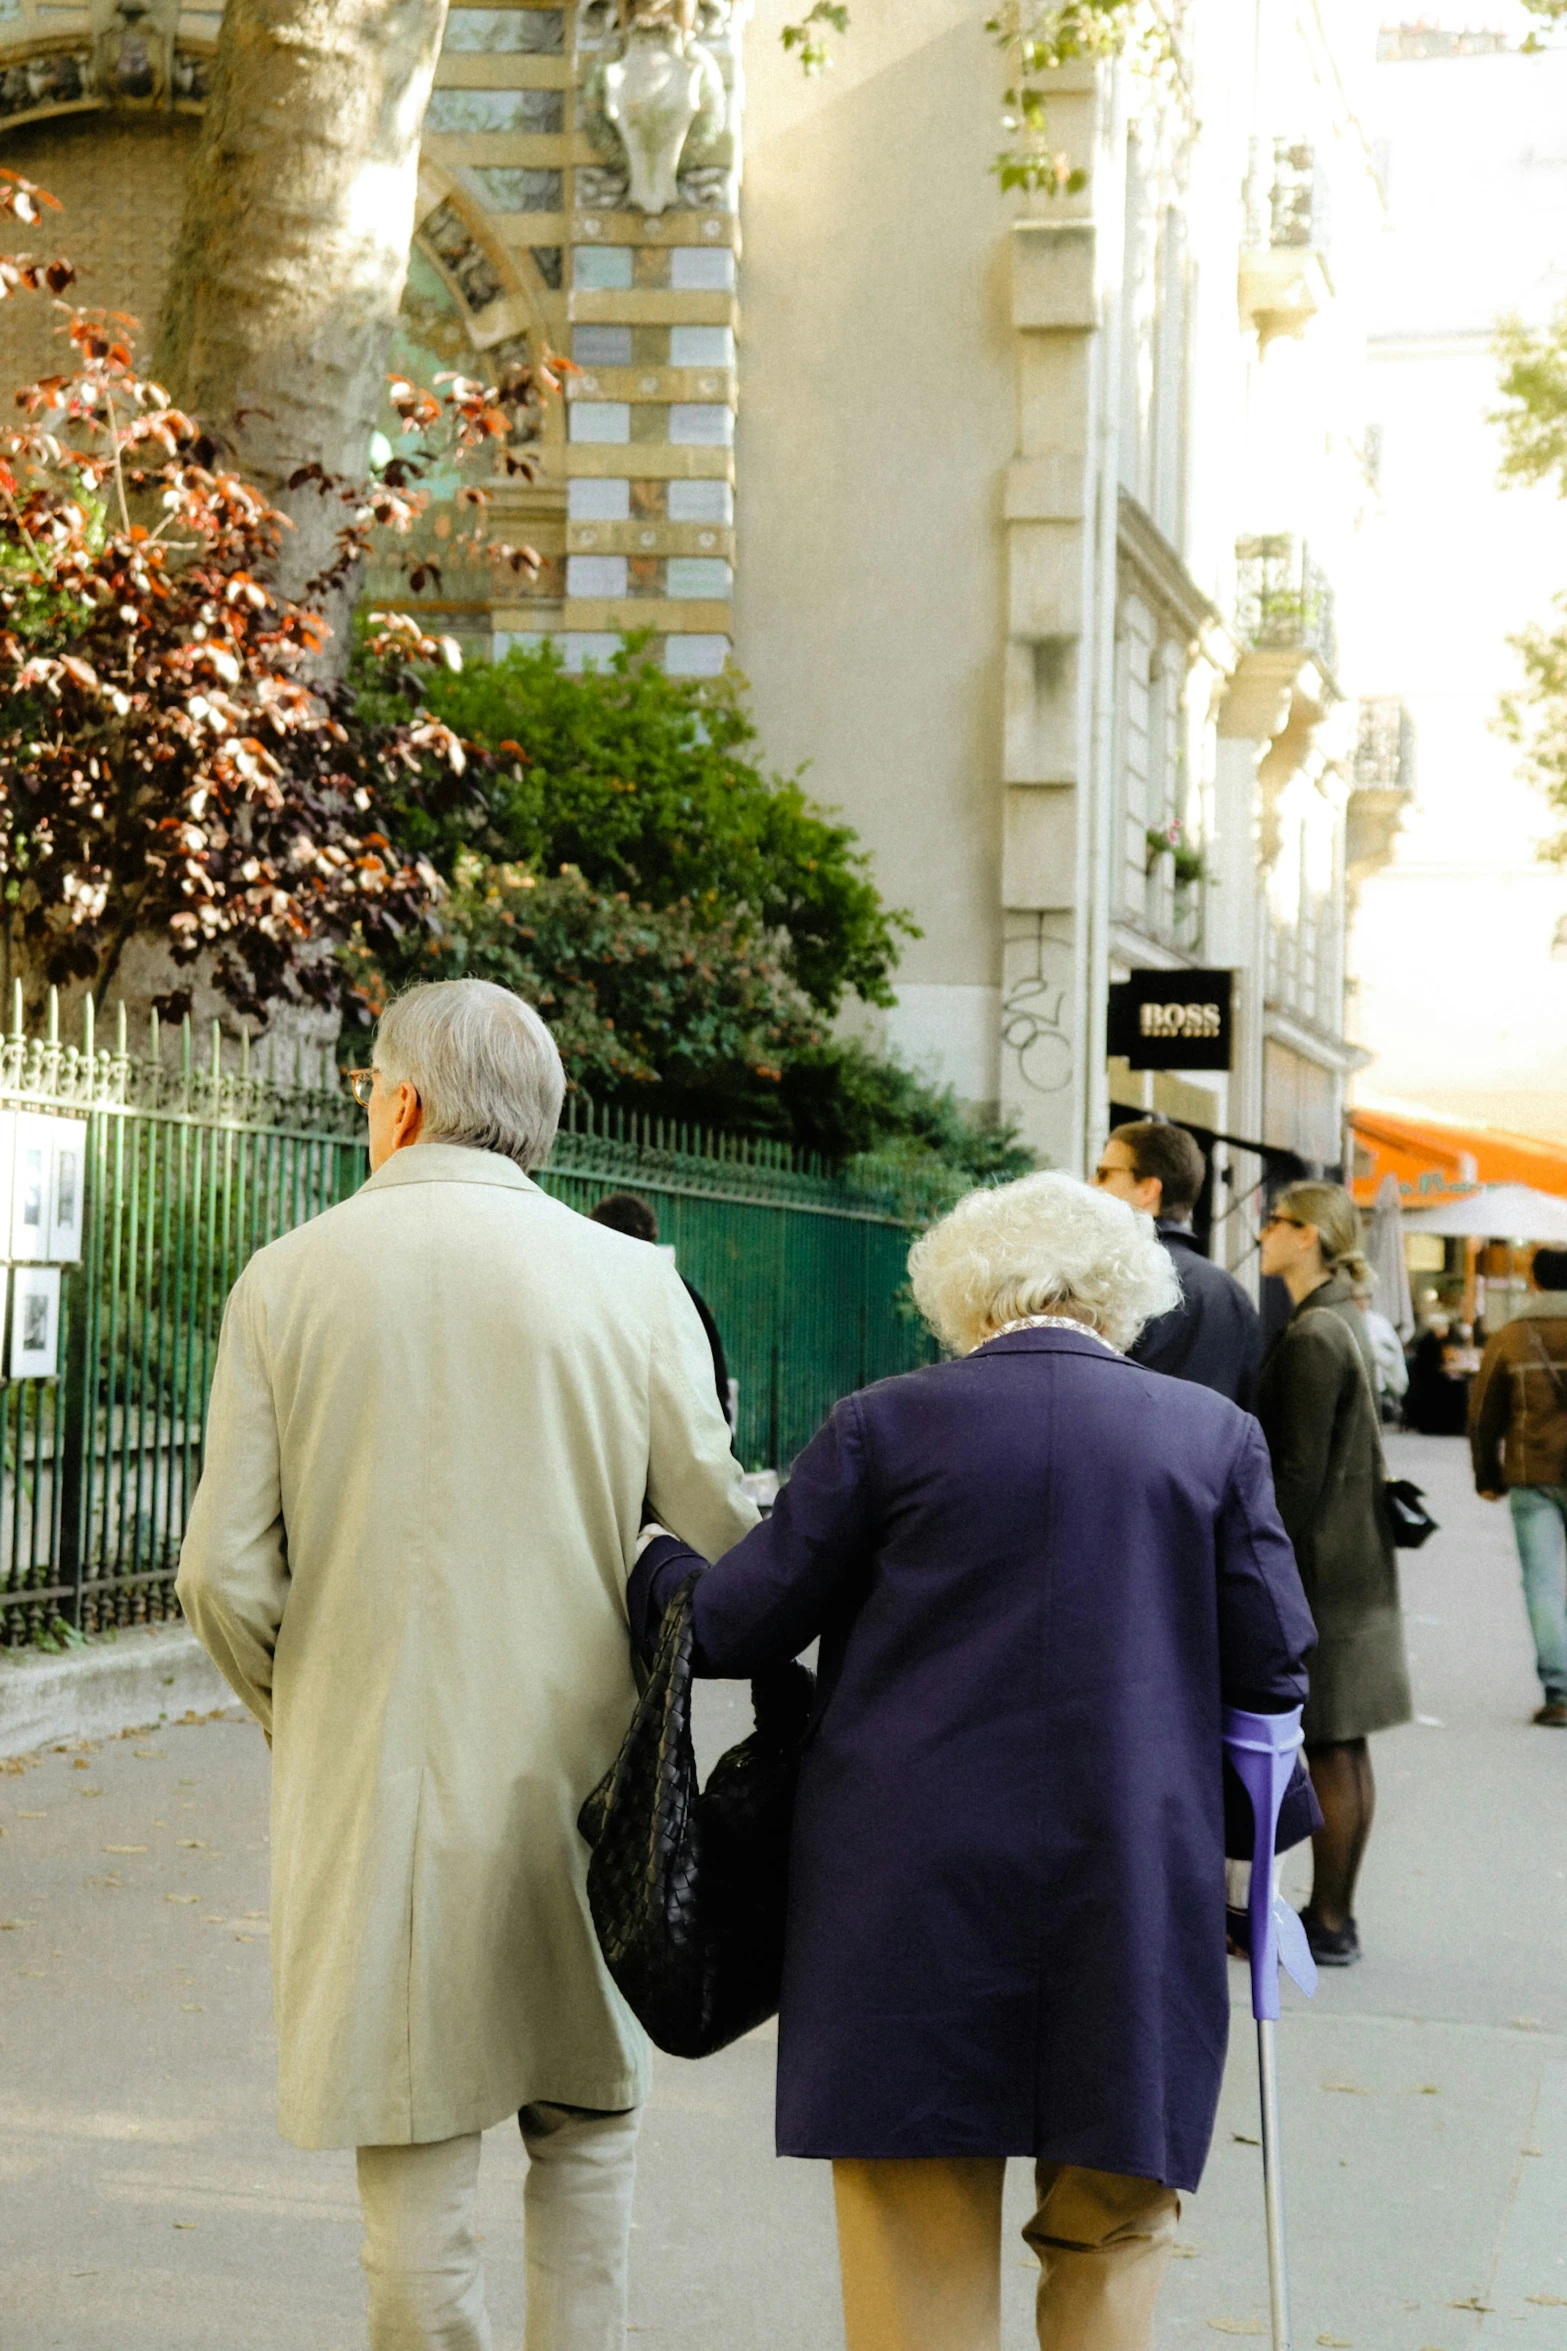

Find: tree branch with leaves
0;166;561;1026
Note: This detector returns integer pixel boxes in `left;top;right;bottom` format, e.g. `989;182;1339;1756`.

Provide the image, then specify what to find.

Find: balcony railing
1353;698;1416;794
1245;139;1329;254
1234;535;1338;678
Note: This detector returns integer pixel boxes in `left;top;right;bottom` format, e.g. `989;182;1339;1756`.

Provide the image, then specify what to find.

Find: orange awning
1349;1100;1567;1206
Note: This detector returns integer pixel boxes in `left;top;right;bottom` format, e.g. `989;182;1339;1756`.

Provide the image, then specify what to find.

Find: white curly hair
908;1170;1181;1357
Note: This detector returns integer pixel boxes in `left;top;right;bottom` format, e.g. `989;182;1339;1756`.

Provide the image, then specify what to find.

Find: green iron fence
0;995;933;1649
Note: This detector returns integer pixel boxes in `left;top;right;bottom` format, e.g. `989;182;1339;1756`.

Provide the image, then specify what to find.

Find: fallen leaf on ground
18;1968;46;1978
1447;2299;1493;2312
177;1839;207;1850
132;1749;165;1760
1317;2334;1352;2345
203;1915;224;1924
164;1894;199;1905
172;2221;195;2230
1511;2018;1542;2032
1172;2245;1201;2259
1322;2080;1370;2095
15;1810;45;1818
0;1920;33;1930
1231;2132;1261;2146
1526;2296;1567;2308
1416;2084;1440;2095
1208;2322;1265;2337
102;1845;147;1855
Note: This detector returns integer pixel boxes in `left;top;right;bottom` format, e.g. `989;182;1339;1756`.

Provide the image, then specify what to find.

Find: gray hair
374;979;565;1172
908;1170;1181;1356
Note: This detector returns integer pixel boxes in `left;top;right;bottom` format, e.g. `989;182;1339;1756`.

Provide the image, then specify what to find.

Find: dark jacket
1257;1278;1412;1745
628;1328;1317;2189
1469;1294;1567;1490
681;1277;731;1425
1406;1327;1469;1436
1129;1224;1262;1412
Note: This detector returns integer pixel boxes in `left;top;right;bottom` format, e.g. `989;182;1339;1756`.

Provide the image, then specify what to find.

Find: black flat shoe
1300;1909;1361;1967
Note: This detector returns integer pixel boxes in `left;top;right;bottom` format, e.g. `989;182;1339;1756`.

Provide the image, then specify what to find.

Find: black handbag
577;1571;815;2059
1385;1476;1438;1549
1351;1340;1439;1550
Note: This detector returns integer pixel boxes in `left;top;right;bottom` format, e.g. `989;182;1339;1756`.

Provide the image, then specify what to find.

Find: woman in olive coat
1258;1180;1413;1968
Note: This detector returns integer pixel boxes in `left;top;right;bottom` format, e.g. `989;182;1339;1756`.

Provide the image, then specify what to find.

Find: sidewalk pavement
1;1434;1563;2350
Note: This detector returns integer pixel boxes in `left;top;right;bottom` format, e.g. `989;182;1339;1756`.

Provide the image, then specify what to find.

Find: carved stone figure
580;0;730;216
86;0;178;106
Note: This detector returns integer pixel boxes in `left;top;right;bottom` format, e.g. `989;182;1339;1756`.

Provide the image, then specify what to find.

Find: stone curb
0;1623;233;1760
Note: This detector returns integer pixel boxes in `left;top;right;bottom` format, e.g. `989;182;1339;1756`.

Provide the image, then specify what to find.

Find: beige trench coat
176;1144;756;2150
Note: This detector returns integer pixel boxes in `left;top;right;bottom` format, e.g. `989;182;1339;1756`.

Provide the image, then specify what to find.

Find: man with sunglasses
1092;1119;1262;1411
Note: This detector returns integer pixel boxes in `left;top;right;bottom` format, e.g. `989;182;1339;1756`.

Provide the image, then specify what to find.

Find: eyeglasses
346;1068;376;1109
1261;1212;1303;1233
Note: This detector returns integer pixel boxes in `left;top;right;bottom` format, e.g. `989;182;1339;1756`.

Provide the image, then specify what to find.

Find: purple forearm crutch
1222;1706;1318;2351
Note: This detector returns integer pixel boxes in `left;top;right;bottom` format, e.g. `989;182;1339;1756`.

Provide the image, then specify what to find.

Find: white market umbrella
1401;1183;1567;1243
1365;1173;1414;1339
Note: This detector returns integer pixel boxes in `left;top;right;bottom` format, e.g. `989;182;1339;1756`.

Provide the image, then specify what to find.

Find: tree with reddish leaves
0;167;557;1031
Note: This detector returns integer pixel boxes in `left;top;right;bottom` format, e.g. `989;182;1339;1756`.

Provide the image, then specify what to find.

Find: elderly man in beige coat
177;978;756;2350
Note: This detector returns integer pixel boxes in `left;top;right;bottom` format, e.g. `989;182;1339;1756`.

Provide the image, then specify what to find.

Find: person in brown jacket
1470;1246;1567;1727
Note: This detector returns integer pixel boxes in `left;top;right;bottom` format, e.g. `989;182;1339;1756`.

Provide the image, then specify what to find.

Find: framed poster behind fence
0;1108;14;1248
10;1113;52;1262
11;1263;60;1379
47;1117;86;1263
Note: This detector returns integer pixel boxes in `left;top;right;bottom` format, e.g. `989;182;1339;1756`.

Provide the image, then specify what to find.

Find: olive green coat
176;1144;757;2151
1257;1278;1412;1745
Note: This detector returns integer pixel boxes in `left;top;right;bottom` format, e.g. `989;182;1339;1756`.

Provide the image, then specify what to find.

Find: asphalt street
1;1432;1563;2350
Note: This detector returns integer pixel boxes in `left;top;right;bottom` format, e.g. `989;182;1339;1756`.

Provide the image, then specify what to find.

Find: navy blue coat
629;1327;1317;2190
1130;1225;1263;1412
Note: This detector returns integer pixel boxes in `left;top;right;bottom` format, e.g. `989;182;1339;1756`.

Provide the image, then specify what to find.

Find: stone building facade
0;0;1409;1242
730;0;1406;1253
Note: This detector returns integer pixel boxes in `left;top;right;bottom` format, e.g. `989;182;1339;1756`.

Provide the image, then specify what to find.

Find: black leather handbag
1353;1345;1439;1550
577;1571;815;2059
1385;1476;1438;1549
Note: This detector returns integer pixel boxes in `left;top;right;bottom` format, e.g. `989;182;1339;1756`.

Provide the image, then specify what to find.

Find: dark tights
1306;1737;1375;1931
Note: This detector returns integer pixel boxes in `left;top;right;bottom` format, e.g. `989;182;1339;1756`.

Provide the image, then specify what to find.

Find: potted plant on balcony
1145;820;1208;939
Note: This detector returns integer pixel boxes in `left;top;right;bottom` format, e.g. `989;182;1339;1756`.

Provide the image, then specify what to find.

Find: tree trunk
153;0;449;668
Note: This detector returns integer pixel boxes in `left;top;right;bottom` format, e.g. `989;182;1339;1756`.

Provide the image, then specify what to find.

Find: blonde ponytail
1276;1181;1371;1288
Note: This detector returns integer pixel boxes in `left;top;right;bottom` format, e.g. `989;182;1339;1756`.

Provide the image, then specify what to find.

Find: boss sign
1106;970;1234;1071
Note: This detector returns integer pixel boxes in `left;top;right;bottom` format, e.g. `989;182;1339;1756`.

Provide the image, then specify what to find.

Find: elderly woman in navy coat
629;1172;1317;2351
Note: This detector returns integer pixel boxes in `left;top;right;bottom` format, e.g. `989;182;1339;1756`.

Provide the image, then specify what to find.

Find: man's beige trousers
357;2102;641;2351
834;2156;1180;2351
